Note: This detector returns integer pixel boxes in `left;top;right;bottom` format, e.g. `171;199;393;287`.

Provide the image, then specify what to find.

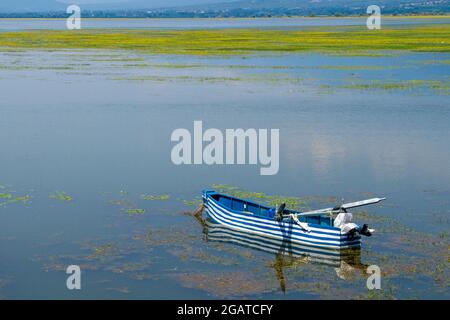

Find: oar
288;197;386;218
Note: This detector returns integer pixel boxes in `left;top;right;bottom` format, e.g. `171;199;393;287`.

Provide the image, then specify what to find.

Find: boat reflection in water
193;210;368;293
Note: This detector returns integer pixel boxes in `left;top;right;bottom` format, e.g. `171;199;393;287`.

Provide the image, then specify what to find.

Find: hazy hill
0;0;65;12
180;0;449;11
176;0;450;15
0;0;447;15
0;0;238;13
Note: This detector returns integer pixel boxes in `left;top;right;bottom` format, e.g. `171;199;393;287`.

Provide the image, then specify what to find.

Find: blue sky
0;0;240;12
58;0;233;5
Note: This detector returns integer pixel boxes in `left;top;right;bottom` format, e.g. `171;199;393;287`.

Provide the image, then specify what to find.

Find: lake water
1;16;450;31
0;18;449;299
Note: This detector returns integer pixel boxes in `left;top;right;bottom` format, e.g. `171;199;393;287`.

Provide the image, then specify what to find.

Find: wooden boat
202;190;385;250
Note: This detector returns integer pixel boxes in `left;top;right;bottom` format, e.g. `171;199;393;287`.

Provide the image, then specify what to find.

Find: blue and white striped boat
202;190;386;251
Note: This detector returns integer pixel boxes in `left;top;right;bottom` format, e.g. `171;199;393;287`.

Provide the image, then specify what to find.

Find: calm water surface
0;18;449;299
1;17;450;31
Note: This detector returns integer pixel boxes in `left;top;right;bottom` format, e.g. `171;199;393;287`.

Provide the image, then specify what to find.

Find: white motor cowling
334;211;374;236
334;211;359;234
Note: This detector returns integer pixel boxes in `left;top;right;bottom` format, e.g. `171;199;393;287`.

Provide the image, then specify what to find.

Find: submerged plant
0;194;31;207
49;192;73;202
127;208;146;215
210;184;310;210
141;194;170;201
338;79;450;95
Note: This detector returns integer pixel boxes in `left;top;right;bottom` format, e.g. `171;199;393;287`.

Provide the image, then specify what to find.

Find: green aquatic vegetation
316;65;388;71
109;261;152;274
354;211;392;224
92;57;145;62
179;197;203;207
213;243;257;260
141;194;170;201
88;243;118;260
145;63;207;69
325;51;400;57
360;222;450;289
110;73;304;85
1;24;449;56
341;82;416;90
210;184;310;210
422;59;450;65
0;64;74;71
244;74;303;84
438;231;449;239
49;191;73;202
428;80;450;94
110;75;243;82
93;244;115;255
169;246;240;266
365;282;396;300
0;193;12;199
127;208;146;215
0;194;31;207
110;199;134;207
132;226;198;248
130;273;160;281
10;195;30;203
339;79;450;94
106;287;130;294
175;271;278;298
37;239;160;282
227;64;296;70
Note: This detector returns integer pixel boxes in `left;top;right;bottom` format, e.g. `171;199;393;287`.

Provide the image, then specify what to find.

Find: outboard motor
359;224;372;237
334;211;373;237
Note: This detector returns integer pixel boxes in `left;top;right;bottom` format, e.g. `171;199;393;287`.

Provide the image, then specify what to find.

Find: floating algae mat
49;191;73;202
338;80;450;94
127;208;146;215
0;194;31;207
1;25;449;56
141;194;170;201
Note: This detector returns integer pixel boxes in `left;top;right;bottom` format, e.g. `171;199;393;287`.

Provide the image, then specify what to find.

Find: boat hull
206;220;364;267
203;192;361;251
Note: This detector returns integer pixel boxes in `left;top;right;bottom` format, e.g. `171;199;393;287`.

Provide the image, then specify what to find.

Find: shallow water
0;19;449;299
1;17;450;31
